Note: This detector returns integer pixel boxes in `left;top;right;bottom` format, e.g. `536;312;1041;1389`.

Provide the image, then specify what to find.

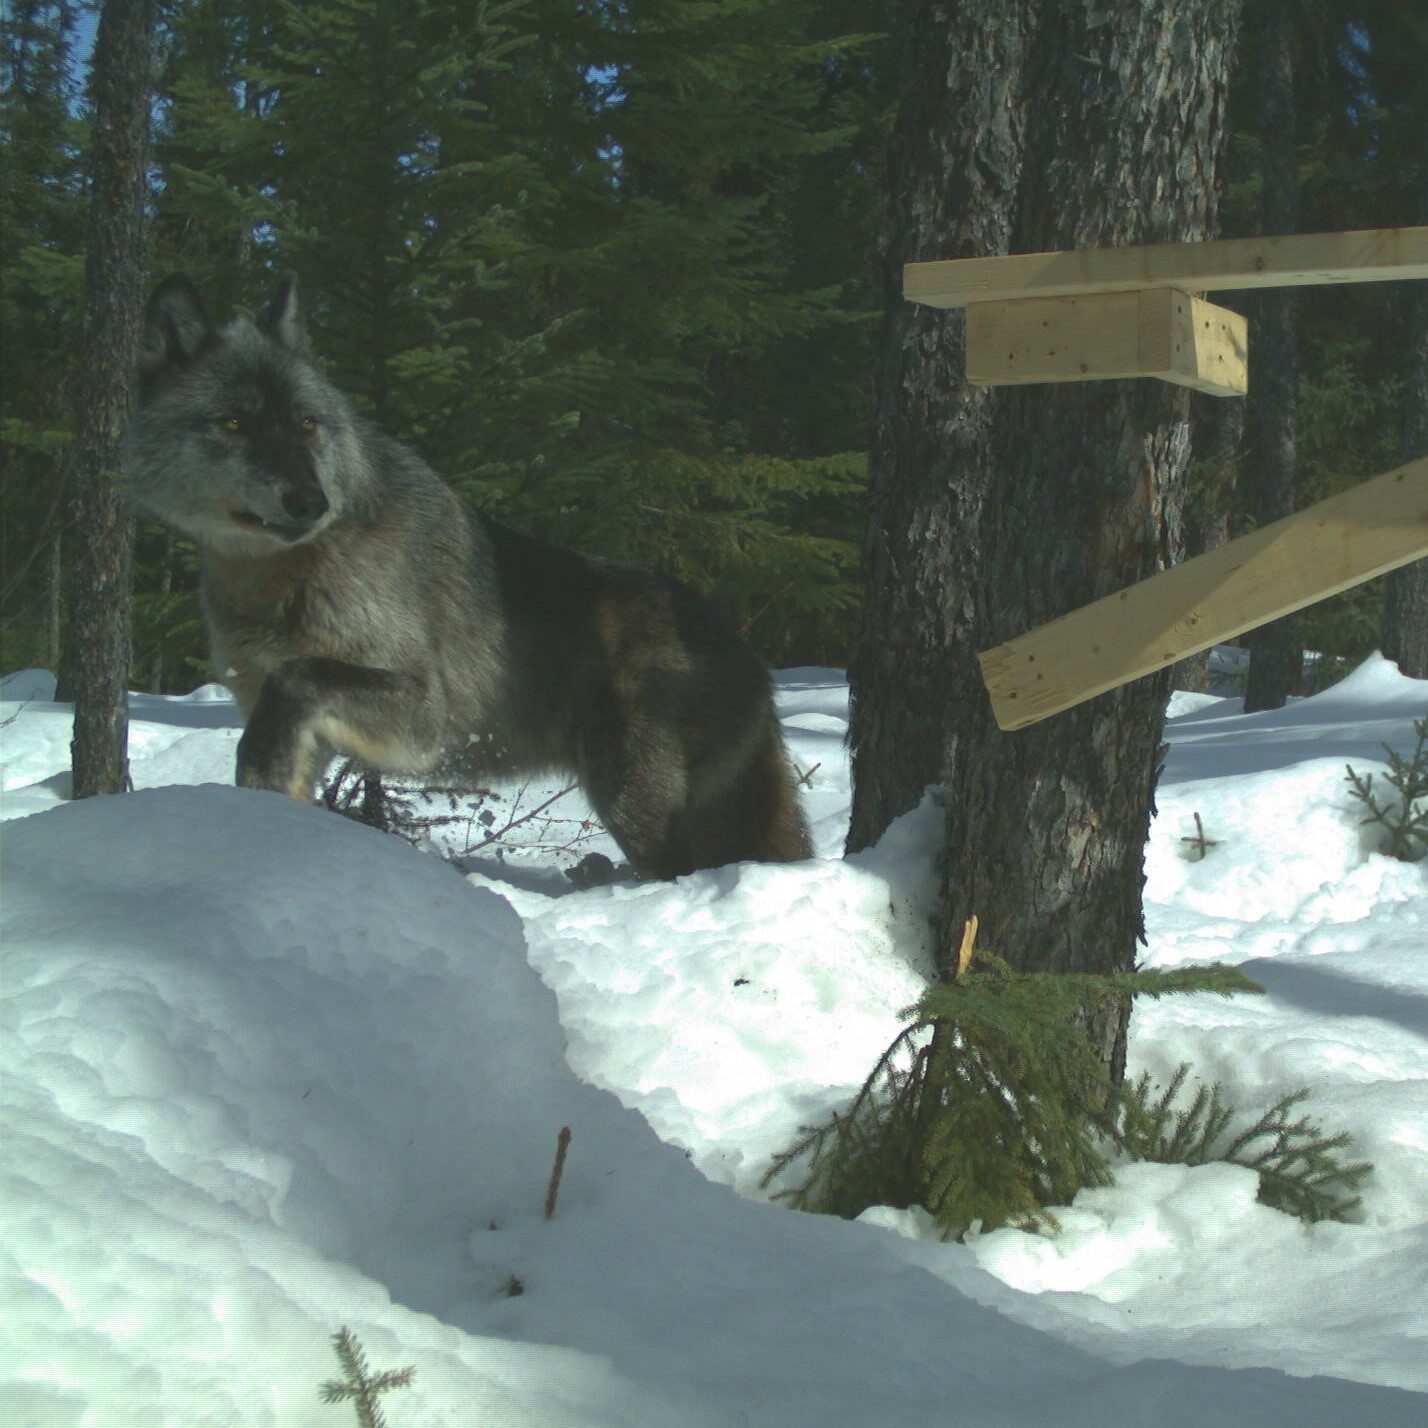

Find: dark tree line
3;0;1423;701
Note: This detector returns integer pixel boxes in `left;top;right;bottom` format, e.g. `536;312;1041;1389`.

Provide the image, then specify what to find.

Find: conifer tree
0;1;87;671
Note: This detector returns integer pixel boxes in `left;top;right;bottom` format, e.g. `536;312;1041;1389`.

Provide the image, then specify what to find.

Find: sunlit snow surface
2;656;1426;1426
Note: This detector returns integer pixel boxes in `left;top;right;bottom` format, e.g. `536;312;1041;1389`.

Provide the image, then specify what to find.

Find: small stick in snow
544;1126;573;1221
1179;811;1219;861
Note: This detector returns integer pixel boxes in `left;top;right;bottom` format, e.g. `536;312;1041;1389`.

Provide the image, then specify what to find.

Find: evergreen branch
1113;1072;1371;1222
765;937;1356;1240
1344;716;1428;861
319;1327;414;1428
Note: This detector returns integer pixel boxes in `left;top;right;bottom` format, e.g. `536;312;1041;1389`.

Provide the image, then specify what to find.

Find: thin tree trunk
1381;99;1428;679
148;530;173;693
47;533;63;670
1243;0;1301;712
1174;390;1244;693
67;0;157;797
850;1;1242;1079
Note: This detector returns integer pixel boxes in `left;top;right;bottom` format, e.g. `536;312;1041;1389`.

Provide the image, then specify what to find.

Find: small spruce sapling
1345;715;1428;862
765;920;1372;1237
762;922;1265;1238
319;1327;414;1428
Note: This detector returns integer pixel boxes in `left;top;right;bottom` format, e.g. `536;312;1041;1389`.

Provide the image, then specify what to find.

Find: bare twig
544;1126;573;1221
1179;811;1219;861
467;782;581;854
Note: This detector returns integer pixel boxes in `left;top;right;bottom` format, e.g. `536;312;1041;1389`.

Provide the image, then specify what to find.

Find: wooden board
966;289;1247;396
906;225;1428;310
977;455;1428;731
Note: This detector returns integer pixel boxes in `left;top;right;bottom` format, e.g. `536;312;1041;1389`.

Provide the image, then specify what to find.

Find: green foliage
763;949;1266;1238
1345;716;1428;862
92;0;891;685
319;1327;414;1428
1115;1065;1371;1223
1;0;87;671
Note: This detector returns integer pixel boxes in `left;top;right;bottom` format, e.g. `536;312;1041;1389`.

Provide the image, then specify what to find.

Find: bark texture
848;1;1243;1074
1242;0;1301;712
846;1;1031;852
67;0;157;796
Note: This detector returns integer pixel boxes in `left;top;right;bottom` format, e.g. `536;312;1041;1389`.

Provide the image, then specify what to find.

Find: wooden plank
905;225;1428;309
966;289;1247;396
977;455;1428;731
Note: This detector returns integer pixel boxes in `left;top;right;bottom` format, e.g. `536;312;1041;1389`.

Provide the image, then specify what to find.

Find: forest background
3;0;1425;693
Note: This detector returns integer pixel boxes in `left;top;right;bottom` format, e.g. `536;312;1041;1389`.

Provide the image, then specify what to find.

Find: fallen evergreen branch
319;1327;415;1428
762;943;1263;1238
1115;1066;1371;1222
1345;715;1428;862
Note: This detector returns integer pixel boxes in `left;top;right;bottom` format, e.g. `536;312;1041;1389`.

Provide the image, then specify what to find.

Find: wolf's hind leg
237;656;444;801
579;714;694;879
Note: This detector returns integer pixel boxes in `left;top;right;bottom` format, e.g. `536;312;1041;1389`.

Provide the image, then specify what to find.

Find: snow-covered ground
2;656;1426;1426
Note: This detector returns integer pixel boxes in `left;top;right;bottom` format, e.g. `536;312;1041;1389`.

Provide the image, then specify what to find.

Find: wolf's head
125;275;374;553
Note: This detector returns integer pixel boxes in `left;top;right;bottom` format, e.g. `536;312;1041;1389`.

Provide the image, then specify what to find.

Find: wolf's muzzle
281;485;330;522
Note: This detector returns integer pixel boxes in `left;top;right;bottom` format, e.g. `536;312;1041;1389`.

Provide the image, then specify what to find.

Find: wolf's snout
281;485;329;522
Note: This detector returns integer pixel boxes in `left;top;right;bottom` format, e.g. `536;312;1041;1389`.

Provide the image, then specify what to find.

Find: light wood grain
977;456;1428;731
907;226;1428;309
965;289;1247;395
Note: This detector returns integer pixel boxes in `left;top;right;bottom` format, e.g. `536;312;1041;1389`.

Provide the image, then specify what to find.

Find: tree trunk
1381;99;1428;679
67;0;158;797
148;530;174;693
47;532;63;671
1242;0;1301;712
849;0;1243;1078
846;0;1030;853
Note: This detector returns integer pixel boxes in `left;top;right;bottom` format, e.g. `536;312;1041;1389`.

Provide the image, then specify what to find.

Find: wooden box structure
900;225;1428;730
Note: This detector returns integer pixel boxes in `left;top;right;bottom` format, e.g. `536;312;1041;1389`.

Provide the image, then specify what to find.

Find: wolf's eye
221;417;241;434
300;416;319;435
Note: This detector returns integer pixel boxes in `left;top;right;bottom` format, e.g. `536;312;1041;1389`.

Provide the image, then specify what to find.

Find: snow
2;655;1426;1426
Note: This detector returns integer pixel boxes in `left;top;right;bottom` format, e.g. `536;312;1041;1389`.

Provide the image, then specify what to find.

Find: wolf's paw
236;731;314;802
565;852;619;889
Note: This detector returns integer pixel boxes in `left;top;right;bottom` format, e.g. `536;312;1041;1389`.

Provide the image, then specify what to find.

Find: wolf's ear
259;272;311;355
140;275;212;377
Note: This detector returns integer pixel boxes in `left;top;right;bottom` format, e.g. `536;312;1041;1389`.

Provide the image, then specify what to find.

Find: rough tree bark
1242;0;1301;712
1381;98;1428;679
847;1;1243;1077
846;1;1030;852
66;0;158;797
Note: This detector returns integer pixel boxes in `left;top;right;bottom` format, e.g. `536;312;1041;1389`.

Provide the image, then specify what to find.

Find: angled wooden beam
906;225;1428;310
966;289;1247;396
977;455;1428;731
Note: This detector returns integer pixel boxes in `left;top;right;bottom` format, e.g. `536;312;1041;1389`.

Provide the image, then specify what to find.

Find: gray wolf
124;274;811;877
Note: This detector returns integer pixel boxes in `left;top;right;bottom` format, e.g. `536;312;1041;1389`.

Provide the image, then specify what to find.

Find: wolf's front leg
237;656;445;801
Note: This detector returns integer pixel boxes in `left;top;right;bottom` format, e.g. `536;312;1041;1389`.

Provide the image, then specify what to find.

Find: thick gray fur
124;275;812;877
